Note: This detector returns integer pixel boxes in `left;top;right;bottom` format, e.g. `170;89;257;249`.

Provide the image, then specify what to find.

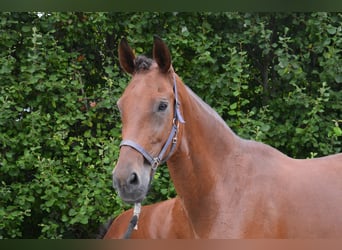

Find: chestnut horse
107;36;342;238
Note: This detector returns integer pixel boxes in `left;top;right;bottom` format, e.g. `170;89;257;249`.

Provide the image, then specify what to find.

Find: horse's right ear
118;38;135;74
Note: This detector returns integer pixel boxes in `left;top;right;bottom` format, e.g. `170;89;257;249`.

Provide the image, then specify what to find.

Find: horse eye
158;101;168;112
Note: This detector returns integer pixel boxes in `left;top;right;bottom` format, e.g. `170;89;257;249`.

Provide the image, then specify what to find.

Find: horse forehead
121;71;172;101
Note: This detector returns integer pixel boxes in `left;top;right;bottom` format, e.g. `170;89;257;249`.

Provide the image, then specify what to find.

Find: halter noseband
119;73;185;171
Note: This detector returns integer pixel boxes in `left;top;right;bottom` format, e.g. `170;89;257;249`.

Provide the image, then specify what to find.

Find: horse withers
107;36;342;238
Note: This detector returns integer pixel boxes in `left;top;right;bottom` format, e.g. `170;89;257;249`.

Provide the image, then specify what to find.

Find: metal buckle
172;137;177;144
172;118;180;129
152;157;160;170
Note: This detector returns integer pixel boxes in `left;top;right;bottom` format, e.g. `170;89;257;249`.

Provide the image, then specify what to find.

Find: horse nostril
128;172;139;186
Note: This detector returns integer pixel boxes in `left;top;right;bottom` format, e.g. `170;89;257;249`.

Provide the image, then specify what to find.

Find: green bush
0;12;341;238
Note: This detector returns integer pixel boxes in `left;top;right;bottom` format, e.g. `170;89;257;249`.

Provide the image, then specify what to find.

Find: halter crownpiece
119;73;185;170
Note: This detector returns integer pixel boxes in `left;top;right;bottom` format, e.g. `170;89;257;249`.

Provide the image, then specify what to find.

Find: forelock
134;56;153;72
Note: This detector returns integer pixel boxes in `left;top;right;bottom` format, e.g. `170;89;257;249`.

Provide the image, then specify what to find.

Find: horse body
108;37;342;238
165;83;342;238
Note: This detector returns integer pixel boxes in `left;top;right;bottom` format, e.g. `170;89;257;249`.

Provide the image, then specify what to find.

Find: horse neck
180;85;238;158
167;78;239;231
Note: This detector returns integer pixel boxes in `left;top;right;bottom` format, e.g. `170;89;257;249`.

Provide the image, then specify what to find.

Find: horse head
112;37;184;204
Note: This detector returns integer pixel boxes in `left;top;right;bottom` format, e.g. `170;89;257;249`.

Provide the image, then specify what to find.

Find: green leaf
230;102;237;110
327;26;337;35
79;216;89;225
45;198;56;207
61;214;68;222
333;126;342;136
21;26;31;32
68;209;77;216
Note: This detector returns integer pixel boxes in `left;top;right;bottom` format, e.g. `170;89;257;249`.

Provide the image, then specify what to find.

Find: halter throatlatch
119;74;184;238
120;73;185;171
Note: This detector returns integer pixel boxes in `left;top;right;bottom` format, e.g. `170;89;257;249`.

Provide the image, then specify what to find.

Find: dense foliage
0;12;341;238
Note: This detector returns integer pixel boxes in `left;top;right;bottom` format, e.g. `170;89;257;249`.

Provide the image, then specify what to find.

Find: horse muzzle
112;171;149;204
112;149;152;204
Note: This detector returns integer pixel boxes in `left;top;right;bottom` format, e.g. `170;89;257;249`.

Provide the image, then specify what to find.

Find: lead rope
122;203;141;239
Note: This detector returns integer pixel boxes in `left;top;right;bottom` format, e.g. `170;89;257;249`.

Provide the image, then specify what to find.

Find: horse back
225;141;342;238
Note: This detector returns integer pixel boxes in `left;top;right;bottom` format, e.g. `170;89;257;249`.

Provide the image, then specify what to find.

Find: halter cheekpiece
119;73;185;171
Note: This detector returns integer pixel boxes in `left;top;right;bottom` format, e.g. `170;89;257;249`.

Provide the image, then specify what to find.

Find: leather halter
119;74;185;172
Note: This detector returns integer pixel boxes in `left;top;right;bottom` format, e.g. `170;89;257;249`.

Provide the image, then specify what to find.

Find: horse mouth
119;192;147;205
115;185;149;205
121;196;145;204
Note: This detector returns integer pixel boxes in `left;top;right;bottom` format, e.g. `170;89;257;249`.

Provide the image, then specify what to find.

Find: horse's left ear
118;38;136;74
153;36;172;73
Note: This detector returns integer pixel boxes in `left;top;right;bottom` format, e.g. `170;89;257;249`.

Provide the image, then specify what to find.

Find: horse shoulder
137;197;195;238
103;208;134;239
104;197;194;239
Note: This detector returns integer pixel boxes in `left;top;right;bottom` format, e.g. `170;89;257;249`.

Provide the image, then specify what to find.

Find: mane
185;85;236;133
134;55;153;72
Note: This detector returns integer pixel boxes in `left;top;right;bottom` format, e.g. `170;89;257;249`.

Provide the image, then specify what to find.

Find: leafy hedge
0;12;341;238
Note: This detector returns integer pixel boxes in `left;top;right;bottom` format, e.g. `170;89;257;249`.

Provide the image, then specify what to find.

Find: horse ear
118;38;135;74
153;36;172;73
